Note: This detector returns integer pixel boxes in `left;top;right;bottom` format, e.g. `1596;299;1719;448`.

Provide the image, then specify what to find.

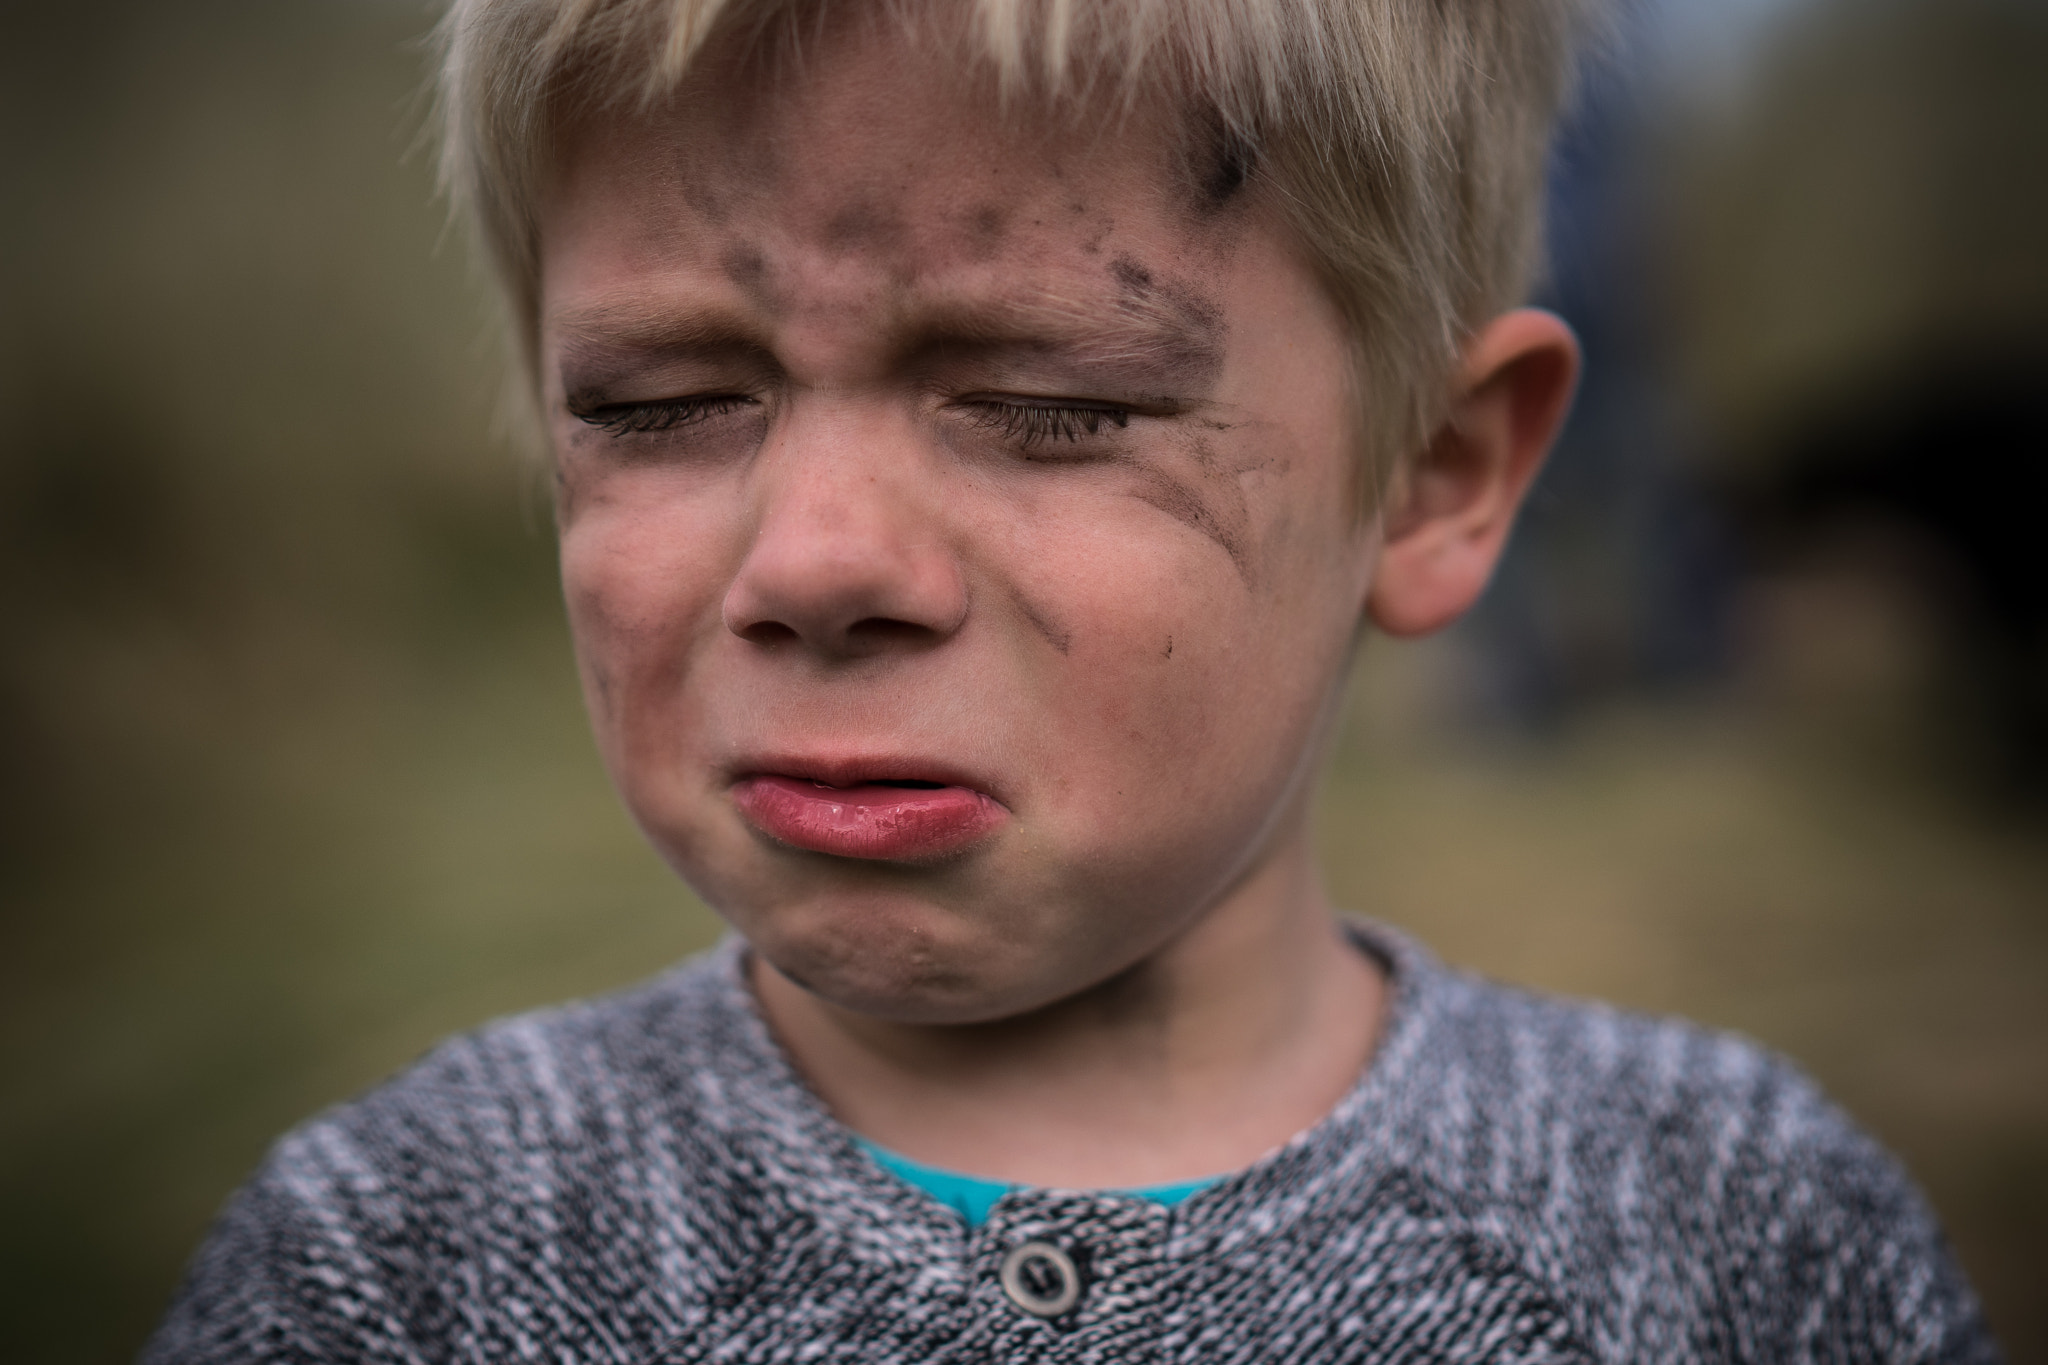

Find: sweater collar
670;918;1453;1250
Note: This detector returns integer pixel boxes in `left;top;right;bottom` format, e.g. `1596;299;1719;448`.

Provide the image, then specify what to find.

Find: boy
146;0;1998;1360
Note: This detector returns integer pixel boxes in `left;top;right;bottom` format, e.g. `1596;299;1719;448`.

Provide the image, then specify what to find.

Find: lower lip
732;775;1005;861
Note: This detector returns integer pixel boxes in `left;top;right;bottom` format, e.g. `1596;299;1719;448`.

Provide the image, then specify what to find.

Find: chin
745;891;1056;1025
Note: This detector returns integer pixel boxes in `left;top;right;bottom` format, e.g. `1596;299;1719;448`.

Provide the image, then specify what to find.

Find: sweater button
998;1240;1081;1318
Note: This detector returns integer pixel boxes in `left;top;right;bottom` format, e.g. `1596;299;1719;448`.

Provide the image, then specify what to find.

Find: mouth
730;766;1007;862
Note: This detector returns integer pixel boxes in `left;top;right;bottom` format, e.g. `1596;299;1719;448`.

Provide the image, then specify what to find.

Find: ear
1365;308;1580;638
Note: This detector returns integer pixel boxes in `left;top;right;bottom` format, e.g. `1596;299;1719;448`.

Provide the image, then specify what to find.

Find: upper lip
727;753;1006;804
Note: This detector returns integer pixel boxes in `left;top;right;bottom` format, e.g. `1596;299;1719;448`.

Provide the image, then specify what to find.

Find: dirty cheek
1115;420;1297;588
1119;462;1252;582
561;519;706;722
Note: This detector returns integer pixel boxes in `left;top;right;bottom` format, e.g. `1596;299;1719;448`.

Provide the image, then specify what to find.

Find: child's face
539;26;1378;1024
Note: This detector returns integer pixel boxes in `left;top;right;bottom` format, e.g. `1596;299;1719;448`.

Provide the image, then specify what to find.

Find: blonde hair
436;0;1599;474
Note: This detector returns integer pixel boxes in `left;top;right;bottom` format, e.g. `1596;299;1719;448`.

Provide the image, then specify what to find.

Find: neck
748;823;1387;1189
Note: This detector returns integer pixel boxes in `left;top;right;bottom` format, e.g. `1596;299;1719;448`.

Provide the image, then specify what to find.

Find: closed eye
960;398;1131;450
570;394;758;437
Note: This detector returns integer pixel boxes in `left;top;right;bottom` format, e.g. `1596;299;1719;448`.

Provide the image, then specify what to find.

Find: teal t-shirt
855;1137;1223;1226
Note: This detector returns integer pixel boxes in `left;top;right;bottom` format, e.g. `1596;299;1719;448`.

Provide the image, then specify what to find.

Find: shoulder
1361;928;1999;1362
285;939;762;1198
1414;954;1825;1183
143;943;781;1364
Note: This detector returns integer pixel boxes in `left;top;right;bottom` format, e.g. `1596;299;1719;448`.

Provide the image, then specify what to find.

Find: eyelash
965;401;1131;448
569;394;1131;449
572;394;755;436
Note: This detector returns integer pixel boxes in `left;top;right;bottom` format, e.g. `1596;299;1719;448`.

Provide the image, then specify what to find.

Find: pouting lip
724;753;1009;807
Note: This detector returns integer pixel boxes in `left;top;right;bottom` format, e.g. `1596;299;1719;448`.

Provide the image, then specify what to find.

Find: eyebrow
909;282;1224;395
546;277;1226;398
549;302;776;395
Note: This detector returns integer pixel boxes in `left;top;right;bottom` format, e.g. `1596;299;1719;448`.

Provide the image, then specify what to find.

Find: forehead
537;21;1258;330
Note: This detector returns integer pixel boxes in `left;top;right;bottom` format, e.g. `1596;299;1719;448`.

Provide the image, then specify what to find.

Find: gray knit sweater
145;925;1998;1364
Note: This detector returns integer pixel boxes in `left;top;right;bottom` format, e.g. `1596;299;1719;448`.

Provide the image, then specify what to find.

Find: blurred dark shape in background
1;1;2043;1362
1470;0;2048;806
1673;0;2048;803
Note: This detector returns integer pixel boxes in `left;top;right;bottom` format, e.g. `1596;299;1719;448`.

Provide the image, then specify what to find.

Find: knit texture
144;924;2000;1364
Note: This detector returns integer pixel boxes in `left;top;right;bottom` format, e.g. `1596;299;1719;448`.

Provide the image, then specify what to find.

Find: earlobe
1365;308;1580;638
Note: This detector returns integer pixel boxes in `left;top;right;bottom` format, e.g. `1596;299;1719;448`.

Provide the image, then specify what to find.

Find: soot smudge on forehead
1185;108;1256;214
821;197;907;253
958;203;1012;263
1203;131;1252;207
720;244;782;315
971;204;1008;238
1110;257;1154;293
1107;253;1226;396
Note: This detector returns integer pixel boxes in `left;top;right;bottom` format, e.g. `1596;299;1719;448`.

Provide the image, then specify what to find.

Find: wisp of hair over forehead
436;0;1604;486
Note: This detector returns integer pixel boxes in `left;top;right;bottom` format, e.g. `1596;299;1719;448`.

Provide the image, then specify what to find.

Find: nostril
737;620;801;647
844;617;937;649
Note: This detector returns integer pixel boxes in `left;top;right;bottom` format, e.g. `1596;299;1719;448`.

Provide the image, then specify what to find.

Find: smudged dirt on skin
1086;251;1281;585
551;465;578;525
720;244;778;314
779;185;1045;296
1119;456;1252;584
1106;254;1225;395
821;196;909;254
1114;418;1298;590
1183;109;1257;217
962;203;1011;261
583;659;617;721
1011;589;1074;655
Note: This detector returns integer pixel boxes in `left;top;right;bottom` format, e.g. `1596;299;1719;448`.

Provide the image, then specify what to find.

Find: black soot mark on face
582;658;616;721
1105;254;1226;395
1179;108;1256;216
1123;460;1251;584
959;203;1010;262
551;465;576;523
677;176;733;228
1012;591;1073;655
1202;130;1253;208
1095;257;1252;579
821;198;905;253
720;244;778;314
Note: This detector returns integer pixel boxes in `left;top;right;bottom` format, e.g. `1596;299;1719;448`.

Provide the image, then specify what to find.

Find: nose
721;409;968;658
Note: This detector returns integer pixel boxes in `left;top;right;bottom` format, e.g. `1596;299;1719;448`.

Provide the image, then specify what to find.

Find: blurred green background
1;1;2042;1361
